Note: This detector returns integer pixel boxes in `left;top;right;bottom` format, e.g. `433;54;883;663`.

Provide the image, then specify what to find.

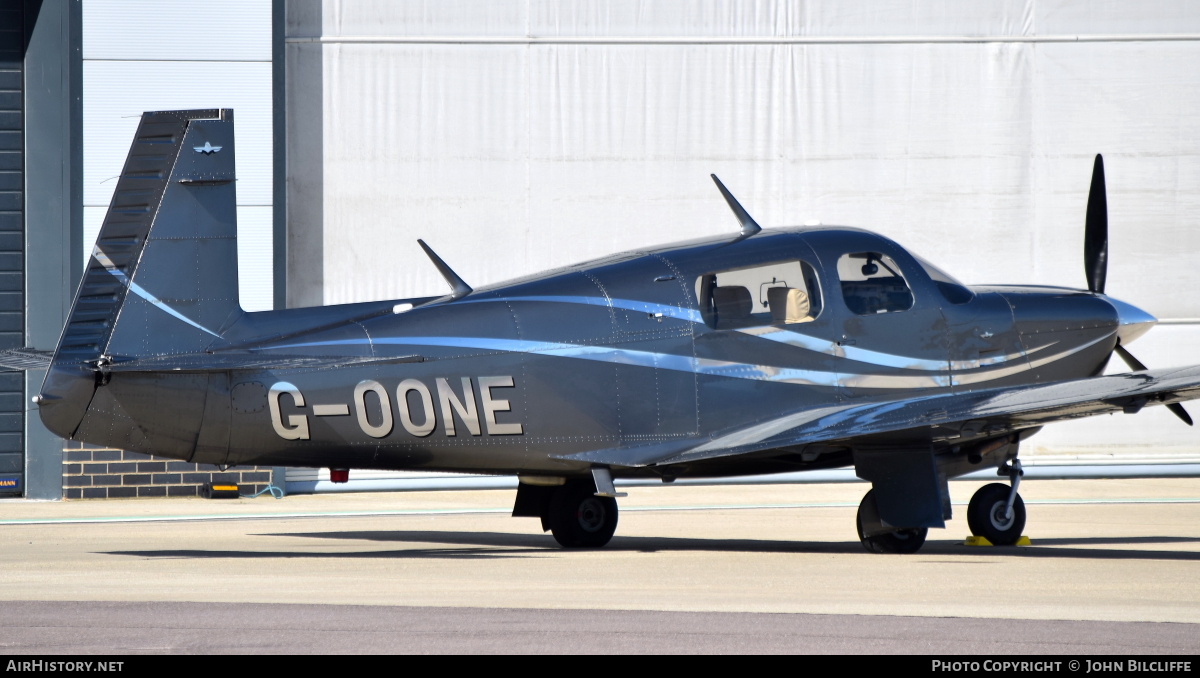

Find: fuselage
42;226;1142;479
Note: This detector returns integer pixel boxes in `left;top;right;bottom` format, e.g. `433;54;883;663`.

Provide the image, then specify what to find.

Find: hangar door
0;0;24;496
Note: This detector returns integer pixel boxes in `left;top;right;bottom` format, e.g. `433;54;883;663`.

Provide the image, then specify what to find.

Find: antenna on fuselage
710;174;761;237
417;239;472;301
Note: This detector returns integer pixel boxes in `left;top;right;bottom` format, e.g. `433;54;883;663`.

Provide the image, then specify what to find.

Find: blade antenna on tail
417;239;473;301
1084;154;1108;294
711;175;761;237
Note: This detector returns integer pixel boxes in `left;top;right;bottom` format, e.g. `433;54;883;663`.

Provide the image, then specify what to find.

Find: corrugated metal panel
81;58;274;305
83;0;270;61
81;0;274;305
0;6;18;50
302;0;1200;40
302;1;529;39
82;60;272;208
235;206;273;312
0;374;20;428
0;0;20;494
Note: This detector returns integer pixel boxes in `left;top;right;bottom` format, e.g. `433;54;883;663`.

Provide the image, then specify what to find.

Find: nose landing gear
967;460;1027;545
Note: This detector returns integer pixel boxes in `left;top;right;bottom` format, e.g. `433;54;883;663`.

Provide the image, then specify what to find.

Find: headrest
768;287;812;324
713;286;753;319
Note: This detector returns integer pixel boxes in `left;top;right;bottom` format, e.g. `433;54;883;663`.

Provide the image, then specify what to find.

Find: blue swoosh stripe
275;335;841;387
461;295;703;323
93;247;220;338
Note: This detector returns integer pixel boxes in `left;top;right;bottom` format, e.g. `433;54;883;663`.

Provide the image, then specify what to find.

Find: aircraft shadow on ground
106;530;1200;561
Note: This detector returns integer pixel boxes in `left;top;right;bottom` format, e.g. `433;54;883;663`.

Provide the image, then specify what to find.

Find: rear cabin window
837;252;914;315
696;260;823;330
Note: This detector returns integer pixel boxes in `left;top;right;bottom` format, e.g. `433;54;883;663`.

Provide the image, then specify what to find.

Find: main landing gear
513;469;622;548
855;489;928;554
966;460;1026;546
548;481;619;548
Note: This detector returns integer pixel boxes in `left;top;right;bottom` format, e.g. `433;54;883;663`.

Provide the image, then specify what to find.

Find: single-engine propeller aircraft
8;109;1200;553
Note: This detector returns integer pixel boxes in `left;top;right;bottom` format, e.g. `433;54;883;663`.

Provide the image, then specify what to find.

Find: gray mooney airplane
9;109;1200;554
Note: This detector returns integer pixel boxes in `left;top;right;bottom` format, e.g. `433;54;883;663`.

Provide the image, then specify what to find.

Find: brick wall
62;442;275;499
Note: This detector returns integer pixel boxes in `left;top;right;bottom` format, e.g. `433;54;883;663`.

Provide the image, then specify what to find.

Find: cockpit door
690;239;842;434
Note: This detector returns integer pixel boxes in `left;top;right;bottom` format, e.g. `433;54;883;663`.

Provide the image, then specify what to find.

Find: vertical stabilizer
40;109;244;439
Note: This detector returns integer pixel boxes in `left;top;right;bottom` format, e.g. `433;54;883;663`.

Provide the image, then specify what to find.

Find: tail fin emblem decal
193;142;222;154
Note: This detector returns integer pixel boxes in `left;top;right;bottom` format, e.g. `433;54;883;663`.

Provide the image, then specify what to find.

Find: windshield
911;253;974;305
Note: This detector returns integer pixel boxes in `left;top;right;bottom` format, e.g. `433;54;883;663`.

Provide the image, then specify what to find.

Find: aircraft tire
548;481;618;548
856;490;928;554
967;482;1026;546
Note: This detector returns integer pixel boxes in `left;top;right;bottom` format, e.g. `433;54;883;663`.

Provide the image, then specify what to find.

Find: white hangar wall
287;1;1200;460
83;0;274;312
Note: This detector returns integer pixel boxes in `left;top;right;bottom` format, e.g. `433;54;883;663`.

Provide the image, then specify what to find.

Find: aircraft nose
1105;295;1157;345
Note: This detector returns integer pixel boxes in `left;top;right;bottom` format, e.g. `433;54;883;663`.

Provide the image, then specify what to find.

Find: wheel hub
989;501;1014;530
577;498;606;532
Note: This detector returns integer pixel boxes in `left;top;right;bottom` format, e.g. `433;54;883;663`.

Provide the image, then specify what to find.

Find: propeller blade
1114;344;1194;426
1167;403;1194;426
1114;342;1146;371
1084;154;1108;294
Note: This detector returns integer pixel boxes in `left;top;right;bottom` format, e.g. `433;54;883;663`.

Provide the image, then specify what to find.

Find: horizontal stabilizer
103;352;424;373
0;348;53;371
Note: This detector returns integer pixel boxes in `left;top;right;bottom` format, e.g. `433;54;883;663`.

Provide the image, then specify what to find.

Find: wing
557;365;1200;468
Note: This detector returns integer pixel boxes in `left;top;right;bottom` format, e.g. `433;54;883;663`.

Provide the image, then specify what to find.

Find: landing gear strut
967;460;1026;545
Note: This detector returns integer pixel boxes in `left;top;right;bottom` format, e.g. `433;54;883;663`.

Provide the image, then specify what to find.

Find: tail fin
40;109;244;439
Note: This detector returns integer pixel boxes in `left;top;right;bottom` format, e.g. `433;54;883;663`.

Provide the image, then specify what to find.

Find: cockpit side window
696;260;823;330
837;252;914;315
